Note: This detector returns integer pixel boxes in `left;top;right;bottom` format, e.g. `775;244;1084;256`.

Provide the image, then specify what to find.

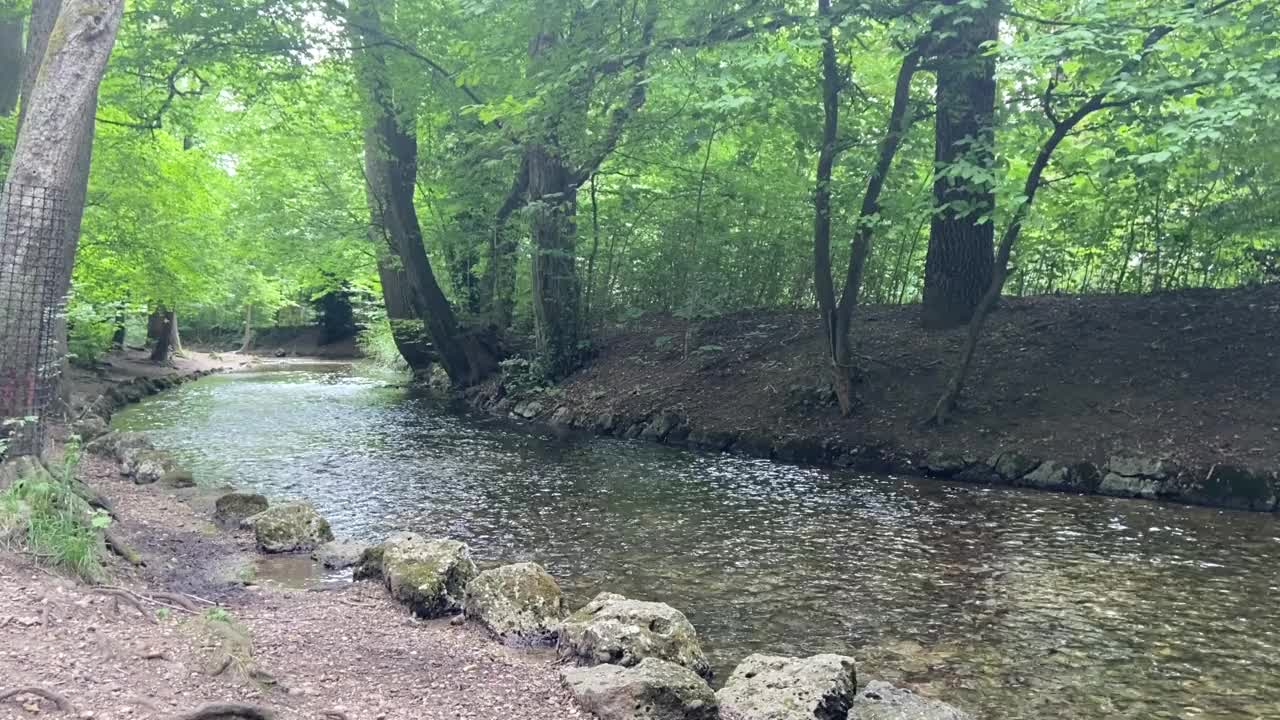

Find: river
111;361;1280;720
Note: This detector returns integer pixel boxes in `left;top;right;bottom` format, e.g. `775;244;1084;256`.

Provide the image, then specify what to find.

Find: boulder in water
214;491;269;527
251;501;334;553
716;653;857;720
463;562;567;646
558;592;711;680
849;681;972;720
560;658;718;720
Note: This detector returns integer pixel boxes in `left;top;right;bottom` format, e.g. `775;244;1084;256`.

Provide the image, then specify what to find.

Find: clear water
112;362;1280;719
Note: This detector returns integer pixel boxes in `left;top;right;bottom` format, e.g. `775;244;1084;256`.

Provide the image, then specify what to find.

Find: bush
0;442;110;582
66;300;119;366
357;318;409;370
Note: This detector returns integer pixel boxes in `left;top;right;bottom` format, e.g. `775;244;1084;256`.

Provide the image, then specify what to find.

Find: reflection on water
113;363;1280;720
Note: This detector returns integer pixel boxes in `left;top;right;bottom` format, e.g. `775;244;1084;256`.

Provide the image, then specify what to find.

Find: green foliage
0;442;109;582
358;318;410;370
66;297;120;365
52;0;1279;374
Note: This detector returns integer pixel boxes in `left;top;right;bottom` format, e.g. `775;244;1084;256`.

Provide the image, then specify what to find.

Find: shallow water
113;362;1280;719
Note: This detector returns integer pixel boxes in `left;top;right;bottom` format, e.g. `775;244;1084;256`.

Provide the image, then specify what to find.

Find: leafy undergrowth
0;442;111;582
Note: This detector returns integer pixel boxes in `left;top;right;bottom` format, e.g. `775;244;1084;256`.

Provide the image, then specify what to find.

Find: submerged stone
312;540;371;570
849;681;972;720
717;653;857;720
463;562;567;646
560;658;718;720
251;501;334;553
558;592;711;680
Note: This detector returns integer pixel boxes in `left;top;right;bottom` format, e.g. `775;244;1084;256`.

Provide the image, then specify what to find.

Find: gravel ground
1;449;582;720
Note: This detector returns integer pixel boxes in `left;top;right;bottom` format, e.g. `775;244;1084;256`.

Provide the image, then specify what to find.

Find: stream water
111;361;1280;720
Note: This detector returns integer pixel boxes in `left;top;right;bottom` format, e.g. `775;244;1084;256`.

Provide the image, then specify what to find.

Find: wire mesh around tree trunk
0;181;70;459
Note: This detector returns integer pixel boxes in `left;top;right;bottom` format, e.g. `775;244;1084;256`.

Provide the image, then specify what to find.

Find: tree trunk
920;0;1000;329
238;304;254;353
351;0;495;385
110;308;125;350
375;250;436;372
812;3;921;417
1;0;122;456
527;140;582;380
150;310;176;363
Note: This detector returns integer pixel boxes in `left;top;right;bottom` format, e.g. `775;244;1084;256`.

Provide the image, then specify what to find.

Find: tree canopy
3;0;1276;408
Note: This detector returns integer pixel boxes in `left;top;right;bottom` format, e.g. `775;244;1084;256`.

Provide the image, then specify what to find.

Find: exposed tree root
92;587;156;624
0;686;74;712
169;702;274;720
103;528;145;566
150;591;198;612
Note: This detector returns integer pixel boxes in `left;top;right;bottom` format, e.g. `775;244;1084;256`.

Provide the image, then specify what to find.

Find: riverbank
2;356;582;720
467;285;1280;512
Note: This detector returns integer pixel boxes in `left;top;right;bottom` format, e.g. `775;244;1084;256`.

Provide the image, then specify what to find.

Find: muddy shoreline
463;288;1280;514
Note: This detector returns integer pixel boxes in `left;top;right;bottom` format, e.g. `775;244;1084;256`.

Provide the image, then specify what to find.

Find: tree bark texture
1;0;122;454
921;0;999;330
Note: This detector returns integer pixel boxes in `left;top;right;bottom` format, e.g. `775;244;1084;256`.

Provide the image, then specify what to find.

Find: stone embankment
465;383;1278;514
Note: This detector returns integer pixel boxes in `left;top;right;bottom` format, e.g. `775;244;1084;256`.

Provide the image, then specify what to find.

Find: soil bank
468;285;1280;512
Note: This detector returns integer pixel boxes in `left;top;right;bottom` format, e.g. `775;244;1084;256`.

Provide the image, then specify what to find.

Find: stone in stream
311;540;370;570
558;592;712;680
1017;460;1101;493
462;562;567;646
560;658;718;720
251;501;335;553
849;681;973;720
355;533;478;618
716;653;858;720
214;491;270;527
160;468;197;488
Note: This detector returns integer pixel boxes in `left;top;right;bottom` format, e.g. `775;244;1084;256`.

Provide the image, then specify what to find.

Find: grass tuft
0;440;110;582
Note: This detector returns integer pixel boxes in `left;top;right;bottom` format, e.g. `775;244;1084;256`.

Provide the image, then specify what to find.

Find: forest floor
544;284;1279;477
2;360;580;720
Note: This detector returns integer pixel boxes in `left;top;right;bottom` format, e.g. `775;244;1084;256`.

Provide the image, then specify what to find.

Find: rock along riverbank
463;288;1280;514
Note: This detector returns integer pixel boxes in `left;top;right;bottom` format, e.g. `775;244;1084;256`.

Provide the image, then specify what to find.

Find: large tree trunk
351;0;496;385
526;26;583;381
1;0;122;457
527;141;582;380
375;249;437;372
149;309;177;363
920;0;1000;330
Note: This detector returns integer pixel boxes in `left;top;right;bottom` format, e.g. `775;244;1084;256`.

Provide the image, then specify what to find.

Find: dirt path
2;356;581;720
